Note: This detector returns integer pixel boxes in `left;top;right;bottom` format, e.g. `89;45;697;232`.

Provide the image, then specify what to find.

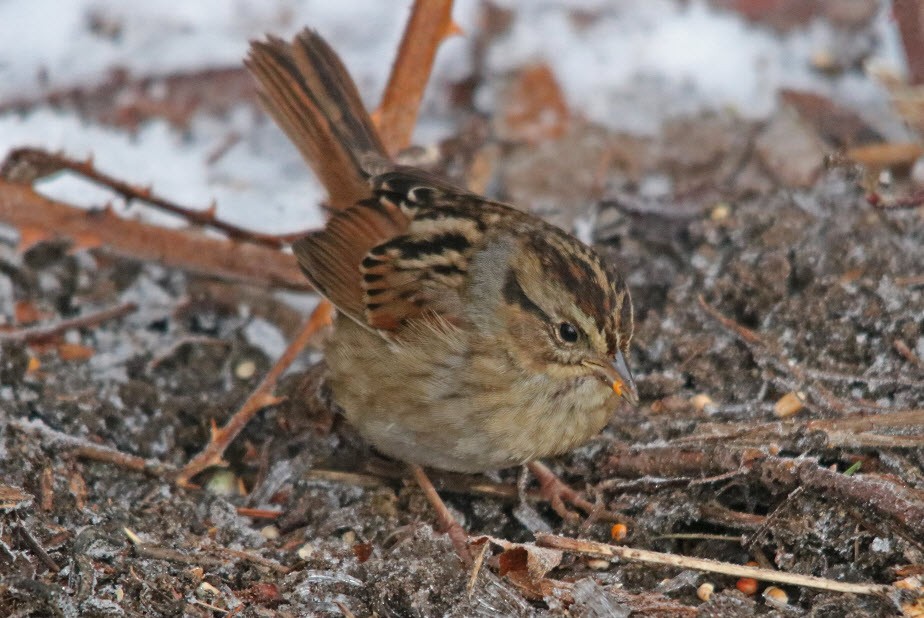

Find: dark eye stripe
502;270;547;320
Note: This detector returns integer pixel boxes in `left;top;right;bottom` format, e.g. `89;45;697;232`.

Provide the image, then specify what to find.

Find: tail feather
246;29;388;209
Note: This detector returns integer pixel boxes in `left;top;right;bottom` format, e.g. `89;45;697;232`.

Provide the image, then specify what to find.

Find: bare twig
535;534;891;595
10;417;175;477
0;302;137;344
0;180;310;290
211;547;289;574
3;148;310;248
15;525;61;573
894;339;924;370
760;456;924;544
672;409;924;450
175;300;332;487
893;0;924;85
133;543;227;568
698;296;887;413
374;0;459;154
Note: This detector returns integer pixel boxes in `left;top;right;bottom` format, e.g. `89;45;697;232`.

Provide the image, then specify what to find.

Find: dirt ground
2;5;924;618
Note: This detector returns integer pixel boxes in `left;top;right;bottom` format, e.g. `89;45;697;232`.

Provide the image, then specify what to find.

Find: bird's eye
558;322;579;343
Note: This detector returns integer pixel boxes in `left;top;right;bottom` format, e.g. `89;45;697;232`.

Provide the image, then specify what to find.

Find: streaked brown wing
293;169;496;334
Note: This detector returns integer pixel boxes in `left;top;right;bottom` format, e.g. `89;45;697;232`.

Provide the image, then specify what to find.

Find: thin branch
132;543;227;569
0;301;137;344
15;525;61;573
893;0;924;85
375;0;459;153
210;546;290;574
760;456;924;544
535;534;891;596
0;180;310;290
175;300;333;487
3;148;311;248
10;418;175;477
698;296;888;413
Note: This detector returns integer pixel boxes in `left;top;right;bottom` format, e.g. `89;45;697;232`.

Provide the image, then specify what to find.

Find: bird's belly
324;317;615;472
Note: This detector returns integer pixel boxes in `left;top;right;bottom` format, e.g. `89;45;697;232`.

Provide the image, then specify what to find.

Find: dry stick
10;418;175;477
0;301;137;344
0;180;310;290
3;148;310;248
15;525;61;573
374;0;459;155
133;543;227;569
671;409;924;449
893;0;924;85
211;546;289;574
698;296;877;414
175;300;332;487
894;339;924;370
535;534;891;596
606;444;924;544
761;456;924;543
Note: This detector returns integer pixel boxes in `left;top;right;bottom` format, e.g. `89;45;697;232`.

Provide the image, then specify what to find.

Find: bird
246;27;638;557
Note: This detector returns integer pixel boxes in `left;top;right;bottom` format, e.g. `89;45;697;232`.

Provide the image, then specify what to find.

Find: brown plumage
247;28;637;473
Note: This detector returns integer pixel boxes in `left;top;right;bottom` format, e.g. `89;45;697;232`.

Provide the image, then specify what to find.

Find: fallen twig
893;0;924;85
698;296;892;413
15;524;61;573
133;543;227;569
175;300;332;487
0;301;137;344
760;456;924;544
3;148;309;248
535;533;891;595
894;339;924;370
211;546;290;574
0;180;310;290
671;408;924;450
10;417;175;477
374;0;460;154
606;445;924;545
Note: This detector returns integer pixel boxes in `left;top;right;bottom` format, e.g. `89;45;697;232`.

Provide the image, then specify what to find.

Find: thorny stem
174;300;333;488
374;0;459;154
0;301;137;344
3;147;313;248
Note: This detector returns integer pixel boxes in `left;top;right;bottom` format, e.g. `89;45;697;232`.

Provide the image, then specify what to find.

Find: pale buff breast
324;315;617;472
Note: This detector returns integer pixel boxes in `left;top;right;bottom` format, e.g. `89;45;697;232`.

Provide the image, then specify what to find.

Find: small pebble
697;582;714;601
763;586;788;607
235;359;257;380
610;523;628;542
736;577;758;596
773;391;805;418
297;543;315;560
261;525;280;540
205;470;239;497
710;203;730;221
690;393;716;413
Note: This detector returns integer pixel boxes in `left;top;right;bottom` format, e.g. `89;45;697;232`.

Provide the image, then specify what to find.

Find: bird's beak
585;351;639;406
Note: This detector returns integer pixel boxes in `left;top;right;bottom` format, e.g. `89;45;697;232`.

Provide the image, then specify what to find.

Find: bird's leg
527;460;617;523
409;464;473;564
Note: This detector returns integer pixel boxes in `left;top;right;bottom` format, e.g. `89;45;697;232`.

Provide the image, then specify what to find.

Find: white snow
0;0;908;231
484;0;905;134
